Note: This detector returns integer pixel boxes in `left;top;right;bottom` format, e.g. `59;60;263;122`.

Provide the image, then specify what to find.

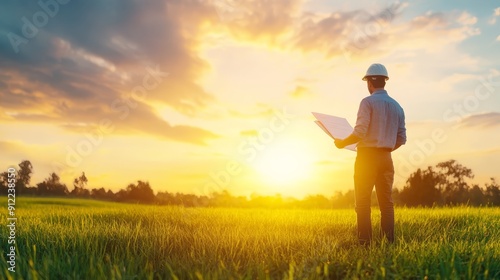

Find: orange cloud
0;0;220;145
212;0;303;43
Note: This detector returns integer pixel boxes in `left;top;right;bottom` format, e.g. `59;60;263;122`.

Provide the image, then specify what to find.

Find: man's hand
334;138;346;149
335;134;361;149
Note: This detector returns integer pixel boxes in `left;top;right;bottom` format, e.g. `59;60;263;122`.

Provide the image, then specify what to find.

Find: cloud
291;3;408;58
0;1;488;146
0;140;64;171
497;35;500;42
210;1;410;58
459;112;500;128
437;73;479;93
0;141;24;156
289;85;313;99
0;0;220;145
276;3;478;59
489;7;500;24
213;0;303;43
386;10;480;52
109;103;220;145
457;11;477;26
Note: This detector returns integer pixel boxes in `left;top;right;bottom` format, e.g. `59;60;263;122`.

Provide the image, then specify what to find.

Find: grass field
1;197;500;279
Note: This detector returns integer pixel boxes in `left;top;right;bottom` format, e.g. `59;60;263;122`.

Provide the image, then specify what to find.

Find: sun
252;140;314;189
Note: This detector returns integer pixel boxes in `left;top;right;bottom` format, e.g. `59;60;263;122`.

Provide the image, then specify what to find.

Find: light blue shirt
353;90;406;149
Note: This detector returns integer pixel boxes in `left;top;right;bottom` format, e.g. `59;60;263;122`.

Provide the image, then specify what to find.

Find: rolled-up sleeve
353;98;371;139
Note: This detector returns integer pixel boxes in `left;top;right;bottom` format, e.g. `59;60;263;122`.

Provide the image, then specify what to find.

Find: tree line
1;159;499;208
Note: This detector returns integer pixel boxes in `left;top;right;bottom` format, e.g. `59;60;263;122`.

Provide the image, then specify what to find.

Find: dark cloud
0;0;218;145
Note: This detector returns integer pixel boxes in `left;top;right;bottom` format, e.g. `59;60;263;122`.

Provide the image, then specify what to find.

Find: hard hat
362;63;389;81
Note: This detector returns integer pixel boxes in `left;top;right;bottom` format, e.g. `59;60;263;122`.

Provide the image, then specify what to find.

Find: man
334;63;406;245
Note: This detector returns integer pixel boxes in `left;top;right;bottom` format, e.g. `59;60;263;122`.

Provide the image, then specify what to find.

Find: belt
357;147;392;152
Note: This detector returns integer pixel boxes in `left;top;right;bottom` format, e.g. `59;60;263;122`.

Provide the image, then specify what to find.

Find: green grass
1;197;499;279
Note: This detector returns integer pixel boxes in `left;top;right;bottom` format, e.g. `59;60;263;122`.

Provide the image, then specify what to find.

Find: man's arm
334;134;361;149
393;107;406;151
334;99;369;149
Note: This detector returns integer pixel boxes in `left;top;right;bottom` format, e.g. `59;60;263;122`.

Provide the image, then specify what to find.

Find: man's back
353;90;406;149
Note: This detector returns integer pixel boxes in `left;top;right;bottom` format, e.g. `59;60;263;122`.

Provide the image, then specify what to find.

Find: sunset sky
1;0;499;198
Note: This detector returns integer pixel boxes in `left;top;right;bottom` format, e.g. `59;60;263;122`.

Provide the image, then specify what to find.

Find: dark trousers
354;148;394;244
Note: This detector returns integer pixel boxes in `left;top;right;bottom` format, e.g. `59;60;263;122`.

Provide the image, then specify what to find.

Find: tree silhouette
0;171;9;194
399;167;442;207
484;178;500;206
156;191;176;205
90;187;105;199
399;160;487;207
16;160;33;192
436;160;474;205
118;180;155;203
468;184;485;206
1;159;498;208
36;172;68;196
71;172;90;197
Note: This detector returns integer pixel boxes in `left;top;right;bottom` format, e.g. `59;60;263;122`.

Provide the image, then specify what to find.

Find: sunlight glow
253;140;314;189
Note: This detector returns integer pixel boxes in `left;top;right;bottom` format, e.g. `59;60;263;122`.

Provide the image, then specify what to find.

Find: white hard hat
362;63;389;81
